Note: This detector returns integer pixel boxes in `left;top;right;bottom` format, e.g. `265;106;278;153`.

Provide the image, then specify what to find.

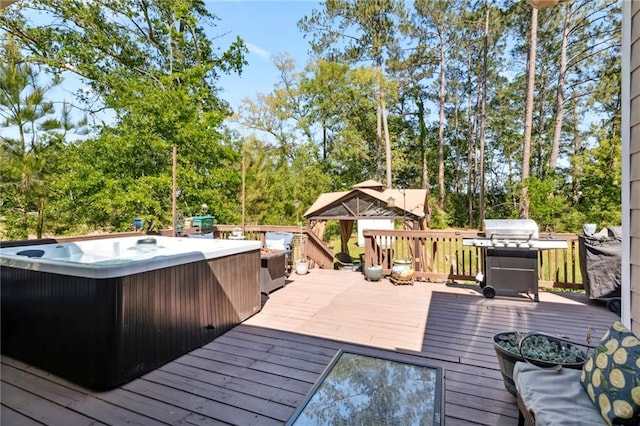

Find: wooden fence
0;225;583;290
362;230;583;290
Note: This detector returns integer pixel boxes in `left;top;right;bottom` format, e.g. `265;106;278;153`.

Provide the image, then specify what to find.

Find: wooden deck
1;269;618;425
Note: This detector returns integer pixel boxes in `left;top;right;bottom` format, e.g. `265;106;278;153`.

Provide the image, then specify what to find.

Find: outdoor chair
264;232;294;251
334;252;355;270
265;232;295;273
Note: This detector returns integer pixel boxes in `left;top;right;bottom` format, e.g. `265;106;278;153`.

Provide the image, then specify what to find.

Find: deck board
1;405;45;426
1;363;163;426
1;269;619;425
1;381;106;426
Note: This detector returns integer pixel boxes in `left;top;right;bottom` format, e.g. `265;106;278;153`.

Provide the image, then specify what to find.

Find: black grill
463;219;567;302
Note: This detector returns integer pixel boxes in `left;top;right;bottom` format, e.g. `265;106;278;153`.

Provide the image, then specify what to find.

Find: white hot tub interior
0;236;261;279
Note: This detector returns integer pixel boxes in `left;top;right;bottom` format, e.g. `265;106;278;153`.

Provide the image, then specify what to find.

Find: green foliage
0;36;81;238
54;138;174;231
298;0;405;63
496;332;587;365
300;60;392;187
429;206;448;230
577;128;622;228
1;0;248;234
0;1;623;237
526;176;569;232
556;210;588;234
323;220;341;243
240;135;331;226
445;192;473;229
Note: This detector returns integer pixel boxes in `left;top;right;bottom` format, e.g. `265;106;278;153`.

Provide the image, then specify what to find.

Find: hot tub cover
578;226;621;300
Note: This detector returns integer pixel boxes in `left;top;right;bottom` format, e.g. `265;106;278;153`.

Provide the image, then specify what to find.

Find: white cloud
246;42;271;60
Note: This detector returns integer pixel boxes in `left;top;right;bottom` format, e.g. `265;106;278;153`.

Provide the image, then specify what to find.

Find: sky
206;1;322;111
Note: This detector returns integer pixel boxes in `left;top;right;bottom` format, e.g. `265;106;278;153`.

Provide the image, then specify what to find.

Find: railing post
363;234;373;268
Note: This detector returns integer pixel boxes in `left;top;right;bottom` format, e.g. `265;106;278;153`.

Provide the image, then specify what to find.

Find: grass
327;237;364;261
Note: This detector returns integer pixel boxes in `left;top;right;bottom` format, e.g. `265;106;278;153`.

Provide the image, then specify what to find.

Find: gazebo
303;180;429;255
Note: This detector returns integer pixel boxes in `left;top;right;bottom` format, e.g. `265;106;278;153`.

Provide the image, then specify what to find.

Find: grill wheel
482;286;496;299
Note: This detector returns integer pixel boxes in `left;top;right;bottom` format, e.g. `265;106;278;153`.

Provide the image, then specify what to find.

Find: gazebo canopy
303;180;429;255
304;180;427;222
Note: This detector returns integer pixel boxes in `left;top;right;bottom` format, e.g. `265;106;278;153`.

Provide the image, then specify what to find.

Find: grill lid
462;219;566;249
483;219;539;240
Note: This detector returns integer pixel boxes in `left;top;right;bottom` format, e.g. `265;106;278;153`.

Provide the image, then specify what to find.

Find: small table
286;349;444;425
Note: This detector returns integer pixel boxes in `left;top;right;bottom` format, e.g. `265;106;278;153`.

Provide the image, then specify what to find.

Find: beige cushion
514;362;605;426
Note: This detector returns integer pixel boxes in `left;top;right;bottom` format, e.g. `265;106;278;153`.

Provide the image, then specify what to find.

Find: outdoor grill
463;219;567;302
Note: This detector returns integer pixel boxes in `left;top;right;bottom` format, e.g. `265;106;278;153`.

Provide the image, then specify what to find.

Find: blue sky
207;1;322;110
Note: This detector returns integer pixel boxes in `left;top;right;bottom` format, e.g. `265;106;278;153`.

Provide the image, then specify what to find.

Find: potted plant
493;331;590;397
364;264;383;281
295;258;309;275
390;258;414;282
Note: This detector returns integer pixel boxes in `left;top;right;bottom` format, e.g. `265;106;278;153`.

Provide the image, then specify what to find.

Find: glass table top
286;349;444;426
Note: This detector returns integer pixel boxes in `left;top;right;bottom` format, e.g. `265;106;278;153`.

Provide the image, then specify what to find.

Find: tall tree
520;5;538;219
237;134;330;226
0;36;82;238
0;0;246;112
477;0;490;225
234;57;384;190
548;2;571;172
411;0;466;210
298;0;405;188
1;0;248;230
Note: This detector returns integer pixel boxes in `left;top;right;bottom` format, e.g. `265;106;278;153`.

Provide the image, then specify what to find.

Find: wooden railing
180;224;302;243
200;225;335;268
363;230;582;290
2;225;335;270
1;226;583;290
303;229;334;269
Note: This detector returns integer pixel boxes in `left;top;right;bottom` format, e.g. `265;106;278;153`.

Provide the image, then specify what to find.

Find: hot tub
0;236;262;390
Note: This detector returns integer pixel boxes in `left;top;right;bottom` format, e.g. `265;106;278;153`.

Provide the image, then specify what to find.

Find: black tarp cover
578;227;621;300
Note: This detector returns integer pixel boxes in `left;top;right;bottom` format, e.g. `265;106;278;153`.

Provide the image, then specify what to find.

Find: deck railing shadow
416;290;617;423
0;268;619;426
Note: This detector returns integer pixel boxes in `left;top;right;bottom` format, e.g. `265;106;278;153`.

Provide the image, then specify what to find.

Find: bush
430;207;448;229
323;220;340;242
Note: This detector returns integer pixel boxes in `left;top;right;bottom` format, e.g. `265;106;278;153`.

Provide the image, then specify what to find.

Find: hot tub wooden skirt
0;249;261;390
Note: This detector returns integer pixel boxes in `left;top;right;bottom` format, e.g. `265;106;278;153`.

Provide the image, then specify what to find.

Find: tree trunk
417;98;431;226
550;3;571;172
520;7;538;219
376;85;383;183
535;71;547;177
466;50;475;227
478;1;489;226
37;199;45;239
571;98;581;203
417;98;428;188
453;92;462;193
382;97;392;188
322;120;328;160
376;59;392;188
438;36;446;210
